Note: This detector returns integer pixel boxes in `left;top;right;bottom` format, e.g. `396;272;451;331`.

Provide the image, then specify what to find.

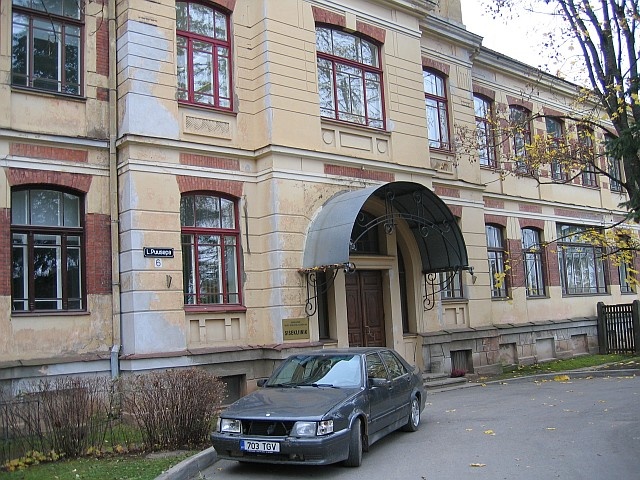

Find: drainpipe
108;0;122;378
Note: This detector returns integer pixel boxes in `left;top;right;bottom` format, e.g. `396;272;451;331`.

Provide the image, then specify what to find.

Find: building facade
1;0;637;397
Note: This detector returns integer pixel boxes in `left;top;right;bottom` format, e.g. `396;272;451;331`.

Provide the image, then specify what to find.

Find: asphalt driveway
177;372;640;480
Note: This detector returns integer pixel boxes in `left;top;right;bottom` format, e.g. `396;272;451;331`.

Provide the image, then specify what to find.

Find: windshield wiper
267;382;299;388
299;383;338;388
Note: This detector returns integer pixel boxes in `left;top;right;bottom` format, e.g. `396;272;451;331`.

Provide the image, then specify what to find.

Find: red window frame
176;1;233;110
474;94;496;167
316;26;385;129
180;193;243;309
424;69;451;151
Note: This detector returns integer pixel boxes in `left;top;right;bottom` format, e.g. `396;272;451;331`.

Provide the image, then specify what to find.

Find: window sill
11;85;86;102
184;304;247;314
320;117;389;135
11;310;90;318
441;297;468;303
178;101;236;116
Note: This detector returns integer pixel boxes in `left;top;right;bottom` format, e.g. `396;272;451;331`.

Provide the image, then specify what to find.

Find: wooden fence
597;301;640;355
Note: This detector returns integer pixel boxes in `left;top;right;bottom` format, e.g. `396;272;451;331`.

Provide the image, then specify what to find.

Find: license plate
240;440;280;453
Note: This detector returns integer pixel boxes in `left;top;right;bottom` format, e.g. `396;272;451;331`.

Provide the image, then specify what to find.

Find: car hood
221;386;362;420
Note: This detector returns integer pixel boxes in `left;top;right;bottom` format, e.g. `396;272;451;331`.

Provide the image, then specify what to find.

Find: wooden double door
346;270;386;347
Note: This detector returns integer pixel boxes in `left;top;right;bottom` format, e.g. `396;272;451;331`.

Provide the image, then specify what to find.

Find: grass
0;451;197;480
482;353;640;381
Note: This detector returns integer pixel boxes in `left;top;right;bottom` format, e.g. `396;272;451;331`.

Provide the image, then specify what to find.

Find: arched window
316;26;384;129
474;95;496;167
486;224;508;298
424;69;450;150
522;228;546;297
509;105;531;172
180;193;241;306
11;188;84;311
176;1;232;109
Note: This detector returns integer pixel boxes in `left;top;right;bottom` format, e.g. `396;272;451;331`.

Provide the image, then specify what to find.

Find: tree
476;0;640;221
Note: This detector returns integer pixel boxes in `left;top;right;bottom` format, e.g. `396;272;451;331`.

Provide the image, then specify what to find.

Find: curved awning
302;181;469;274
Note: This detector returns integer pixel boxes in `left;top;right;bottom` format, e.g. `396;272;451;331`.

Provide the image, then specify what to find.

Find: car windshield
266;354;363;388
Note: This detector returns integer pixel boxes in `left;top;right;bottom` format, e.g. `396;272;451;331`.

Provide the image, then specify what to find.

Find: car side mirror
257;378;267;387
370;377;390;388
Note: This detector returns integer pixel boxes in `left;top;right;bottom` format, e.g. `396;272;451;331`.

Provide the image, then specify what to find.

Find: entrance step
422;372;469;392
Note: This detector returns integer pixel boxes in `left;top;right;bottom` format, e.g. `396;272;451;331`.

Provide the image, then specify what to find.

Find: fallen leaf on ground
484;429;495;435
554;375;571;382
470;463;487;467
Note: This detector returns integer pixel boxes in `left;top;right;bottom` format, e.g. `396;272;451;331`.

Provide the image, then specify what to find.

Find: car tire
401;395;421;432
344;418;363;467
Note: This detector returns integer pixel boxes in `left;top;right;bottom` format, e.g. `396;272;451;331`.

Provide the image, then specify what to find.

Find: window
424;70;450;150
11;0;82;95
546;117;567;181
619;259;636;294
11;188;84;311
176;1;232;109
439;271;463;300
474;95;496;167
577;126;597;187
180;193;241;306
522;228;545;297
557;224;607;295
486;225;508;298
509;106;531;170
316;26;384;129
606;135;623;193
350;211;380;254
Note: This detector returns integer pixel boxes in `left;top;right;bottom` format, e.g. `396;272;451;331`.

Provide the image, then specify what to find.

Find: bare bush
120;368;226;450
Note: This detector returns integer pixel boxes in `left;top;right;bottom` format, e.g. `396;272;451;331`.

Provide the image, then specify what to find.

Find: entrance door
346;270;386;347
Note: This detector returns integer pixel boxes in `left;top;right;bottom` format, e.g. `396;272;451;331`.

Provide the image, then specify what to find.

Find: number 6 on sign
155;259;162;268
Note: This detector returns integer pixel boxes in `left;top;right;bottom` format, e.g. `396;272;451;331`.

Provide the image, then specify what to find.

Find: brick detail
324;164;394;182
507;238;523;289
546;243;560;287
0;209;10;296
434;185;460;198
518;218;545;229
180;153;240;170
6;168;92;192
484;198;504;209
85;213;112;295
553;208;603;221
97;87;109;101
542;106;565;118
506;95;533;112
10;143;88;163
177;176;243;197
484;214;507;227
212;0;236;11
473;85;495;100
421;57;450;76
519;203;543;214
356;20;385;43
96;20;109;77
312;6;346;27
447;204;462;217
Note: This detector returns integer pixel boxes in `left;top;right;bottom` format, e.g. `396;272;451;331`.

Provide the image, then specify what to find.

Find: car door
379;350;413;423
365;352;394;435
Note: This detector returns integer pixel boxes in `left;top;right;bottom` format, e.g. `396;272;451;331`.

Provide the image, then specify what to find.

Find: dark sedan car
210;347;425;467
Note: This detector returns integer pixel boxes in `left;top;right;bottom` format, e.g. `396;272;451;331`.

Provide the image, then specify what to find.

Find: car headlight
291;420;334;437
219;418;242;434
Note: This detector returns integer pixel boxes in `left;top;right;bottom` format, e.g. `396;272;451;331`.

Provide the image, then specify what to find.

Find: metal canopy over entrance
301;181;471;313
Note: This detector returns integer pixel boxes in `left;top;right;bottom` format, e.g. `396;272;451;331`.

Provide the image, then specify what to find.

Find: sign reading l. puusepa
282;318;310;340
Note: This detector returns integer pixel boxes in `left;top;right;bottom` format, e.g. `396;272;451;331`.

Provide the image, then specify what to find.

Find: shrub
120;368;226;450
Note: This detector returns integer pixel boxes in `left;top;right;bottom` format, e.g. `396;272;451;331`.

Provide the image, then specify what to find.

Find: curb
155;447;217;480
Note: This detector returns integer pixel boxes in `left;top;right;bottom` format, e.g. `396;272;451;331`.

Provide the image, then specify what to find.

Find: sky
458;0;583;83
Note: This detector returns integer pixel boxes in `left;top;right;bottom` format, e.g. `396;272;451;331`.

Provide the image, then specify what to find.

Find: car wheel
402;395;421;432
344;418;363;467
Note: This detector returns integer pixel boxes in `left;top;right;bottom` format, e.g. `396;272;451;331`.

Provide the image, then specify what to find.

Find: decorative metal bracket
422;266;474;311
299;262;356;317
